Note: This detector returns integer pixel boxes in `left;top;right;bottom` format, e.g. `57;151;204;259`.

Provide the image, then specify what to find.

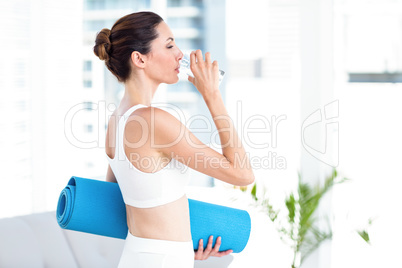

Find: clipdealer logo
301;100;339;167
64;100;289;171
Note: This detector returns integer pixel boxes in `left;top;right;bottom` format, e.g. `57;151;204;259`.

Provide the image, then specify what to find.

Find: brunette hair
93;11;163;82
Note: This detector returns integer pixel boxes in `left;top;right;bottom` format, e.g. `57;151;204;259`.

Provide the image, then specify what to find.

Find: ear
130;51;146;68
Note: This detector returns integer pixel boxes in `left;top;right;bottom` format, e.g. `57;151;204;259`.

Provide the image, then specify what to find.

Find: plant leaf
357;230;370;244
286;193;296;224
300;225;332;264
251;183;258;201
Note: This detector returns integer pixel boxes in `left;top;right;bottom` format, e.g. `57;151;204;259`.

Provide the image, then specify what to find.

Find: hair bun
94;28;112;61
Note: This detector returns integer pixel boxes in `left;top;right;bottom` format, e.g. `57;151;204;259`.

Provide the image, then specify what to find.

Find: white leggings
118;232;195;268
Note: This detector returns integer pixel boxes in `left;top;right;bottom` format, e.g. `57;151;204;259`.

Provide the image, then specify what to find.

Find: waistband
125;232;194;255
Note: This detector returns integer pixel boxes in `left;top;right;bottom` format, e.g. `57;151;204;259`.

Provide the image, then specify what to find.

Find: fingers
195;49;203;64
194;239;204;260
187;75;195;84
190;51;197;66
194;236;213;260
210;236;221;256
205;52;212;65
189;51;198;78
212;60;219;71
194;236;233;261
213;249;234;257
190;50;213;66
210;236;233;257
203;235;214;257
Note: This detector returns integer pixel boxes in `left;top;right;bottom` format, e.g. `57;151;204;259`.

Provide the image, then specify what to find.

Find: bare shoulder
133;106;176;119
124;106;182;151
131;106;182;130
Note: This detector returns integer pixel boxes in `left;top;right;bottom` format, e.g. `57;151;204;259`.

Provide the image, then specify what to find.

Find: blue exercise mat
57;176;251;253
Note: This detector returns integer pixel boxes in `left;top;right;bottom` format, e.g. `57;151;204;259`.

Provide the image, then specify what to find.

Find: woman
94;11;255;268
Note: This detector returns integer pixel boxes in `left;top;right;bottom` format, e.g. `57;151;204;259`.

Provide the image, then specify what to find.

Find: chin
165;76;180;84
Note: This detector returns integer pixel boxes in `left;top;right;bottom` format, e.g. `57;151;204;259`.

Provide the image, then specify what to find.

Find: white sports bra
106;104;189;208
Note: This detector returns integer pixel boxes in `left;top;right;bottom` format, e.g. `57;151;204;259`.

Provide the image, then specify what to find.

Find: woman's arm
123;50;254;186
134;107;254;186
203;92;255;184
189;50;254;181
149;50;254;186
106;164;117;183
188;49;255;184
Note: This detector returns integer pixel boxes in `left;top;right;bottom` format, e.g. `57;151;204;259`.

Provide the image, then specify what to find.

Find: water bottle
179;53;225;84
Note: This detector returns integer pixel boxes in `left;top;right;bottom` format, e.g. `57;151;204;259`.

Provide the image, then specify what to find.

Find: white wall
331;83;402;268
0;0;84;218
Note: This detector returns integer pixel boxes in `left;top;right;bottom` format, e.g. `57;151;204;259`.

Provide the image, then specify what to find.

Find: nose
177;50;183;61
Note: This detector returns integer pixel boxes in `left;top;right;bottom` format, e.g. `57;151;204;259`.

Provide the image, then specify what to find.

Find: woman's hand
187;49;220;100
194;235;233;260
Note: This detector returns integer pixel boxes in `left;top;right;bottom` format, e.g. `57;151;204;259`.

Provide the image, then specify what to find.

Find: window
167;17;203;29
83;20;107;31
348;73;402;83
175;38;203;51
83;102;93;110
85;161;94;168
167;0;203;7
83;61;92;72
83;80;92;88
85;0;150;10
84;124;93;133
344;14;402;83
167;0;182;7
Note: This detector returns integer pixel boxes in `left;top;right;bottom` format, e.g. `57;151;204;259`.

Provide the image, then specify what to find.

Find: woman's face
145;21;183;84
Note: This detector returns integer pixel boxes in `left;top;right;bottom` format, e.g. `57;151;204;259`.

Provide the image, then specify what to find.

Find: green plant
249;169;348;268
356;217;374;245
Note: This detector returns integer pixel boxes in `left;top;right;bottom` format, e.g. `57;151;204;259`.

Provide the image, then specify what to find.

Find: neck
121;71;159;107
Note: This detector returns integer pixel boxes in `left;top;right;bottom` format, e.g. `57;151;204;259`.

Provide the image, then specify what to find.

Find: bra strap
116;104;148;161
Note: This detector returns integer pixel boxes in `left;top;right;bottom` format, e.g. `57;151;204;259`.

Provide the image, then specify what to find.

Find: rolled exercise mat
57;176;251;253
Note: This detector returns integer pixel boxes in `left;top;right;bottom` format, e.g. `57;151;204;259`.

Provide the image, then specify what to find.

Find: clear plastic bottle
179;53;225;84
